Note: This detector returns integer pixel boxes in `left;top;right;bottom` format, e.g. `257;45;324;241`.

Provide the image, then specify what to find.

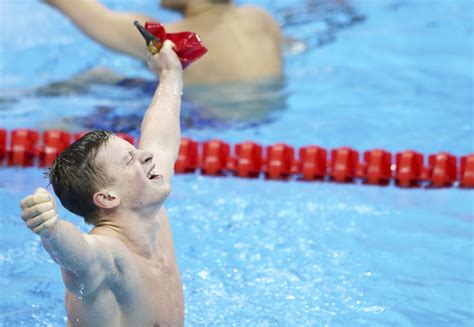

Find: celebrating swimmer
20;40;185;326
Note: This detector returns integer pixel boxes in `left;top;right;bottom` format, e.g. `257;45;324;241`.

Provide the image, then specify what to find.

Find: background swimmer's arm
44;0;158;61
139;41;183;183
20;188;120;297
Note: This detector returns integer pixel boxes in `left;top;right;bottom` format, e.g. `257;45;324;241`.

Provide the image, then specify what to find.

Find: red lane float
395;150;424;187
330;147;359;183
299;146;327;181
8;129;39;166
201;140;230;175
0;129;6;161
234;142;263;178
460;154;474;188
175;137;199;173
428;152;457;187
0;129;472;189
265;143;295;180
39;130;71;167
362;149;392;185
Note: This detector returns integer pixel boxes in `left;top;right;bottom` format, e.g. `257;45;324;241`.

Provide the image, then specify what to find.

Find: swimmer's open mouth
147;165;161;180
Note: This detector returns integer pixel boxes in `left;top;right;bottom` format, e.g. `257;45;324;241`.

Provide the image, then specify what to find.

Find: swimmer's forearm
150;71;182;150
148;71;182;122
41;219;95;274
141;71;182;180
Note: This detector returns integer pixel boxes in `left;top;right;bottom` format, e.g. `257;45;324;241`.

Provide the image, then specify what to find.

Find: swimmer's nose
140;151;154;164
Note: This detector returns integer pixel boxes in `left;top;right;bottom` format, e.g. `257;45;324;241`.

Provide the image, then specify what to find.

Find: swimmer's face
94;136;171;212
160;0;188;13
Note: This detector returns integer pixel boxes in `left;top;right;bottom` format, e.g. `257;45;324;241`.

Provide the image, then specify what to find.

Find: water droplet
77;283;85;300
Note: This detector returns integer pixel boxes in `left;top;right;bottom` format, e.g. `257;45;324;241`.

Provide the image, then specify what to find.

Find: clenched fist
147;40;182;77
20;188;58;237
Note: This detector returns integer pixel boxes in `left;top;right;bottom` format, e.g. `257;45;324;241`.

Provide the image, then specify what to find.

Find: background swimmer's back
44;0;282;85
167;5;282;84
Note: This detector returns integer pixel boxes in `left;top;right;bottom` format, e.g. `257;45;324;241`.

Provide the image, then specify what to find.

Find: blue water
1;0;473;326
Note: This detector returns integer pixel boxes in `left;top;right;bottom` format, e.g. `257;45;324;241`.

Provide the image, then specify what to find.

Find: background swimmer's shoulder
234;5;281;35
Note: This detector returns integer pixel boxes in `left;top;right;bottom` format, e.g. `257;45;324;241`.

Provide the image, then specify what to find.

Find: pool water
1;0;473;326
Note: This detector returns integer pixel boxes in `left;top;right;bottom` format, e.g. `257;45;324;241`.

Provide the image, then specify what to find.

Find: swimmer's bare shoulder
236;5;281;35
62;234;138;327
61;233;134;295
63;231;172;327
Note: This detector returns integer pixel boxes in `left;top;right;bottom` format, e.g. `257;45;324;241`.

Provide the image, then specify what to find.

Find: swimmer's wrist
38;215;59;240
160;71;183;91
166;68;182;79
161;69;183;80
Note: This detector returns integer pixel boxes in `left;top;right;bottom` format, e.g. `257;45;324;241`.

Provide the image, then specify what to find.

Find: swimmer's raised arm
20;188;121;297
138;41;183;183
44;0;156;60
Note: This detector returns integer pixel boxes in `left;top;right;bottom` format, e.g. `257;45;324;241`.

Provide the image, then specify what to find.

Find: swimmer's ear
92;191;120;209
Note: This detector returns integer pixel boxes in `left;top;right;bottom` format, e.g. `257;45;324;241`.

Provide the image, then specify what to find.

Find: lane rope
1;128;472;189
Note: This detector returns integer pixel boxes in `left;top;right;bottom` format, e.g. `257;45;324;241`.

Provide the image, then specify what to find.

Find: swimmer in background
20;41;185;326
44;0;282;84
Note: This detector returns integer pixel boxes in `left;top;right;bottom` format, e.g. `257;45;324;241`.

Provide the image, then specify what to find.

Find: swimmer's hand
147;40;182;78
20;188;59;239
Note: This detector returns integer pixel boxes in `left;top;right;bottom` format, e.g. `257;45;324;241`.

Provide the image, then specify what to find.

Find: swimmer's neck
92;209;161;259
184;1;232;18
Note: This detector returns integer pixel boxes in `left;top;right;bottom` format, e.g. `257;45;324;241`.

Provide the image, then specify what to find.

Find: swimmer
44;0;282;84
20;41;185;326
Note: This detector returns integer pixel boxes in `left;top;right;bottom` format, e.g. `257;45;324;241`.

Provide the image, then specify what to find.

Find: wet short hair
48;130;114;224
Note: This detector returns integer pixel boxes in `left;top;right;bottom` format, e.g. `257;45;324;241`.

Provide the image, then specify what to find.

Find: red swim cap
144;22;208;69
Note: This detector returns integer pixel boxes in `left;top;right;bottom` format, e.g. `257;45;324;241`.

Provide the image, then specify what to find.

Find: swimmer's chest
66;261;181;326
114;254;183;323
